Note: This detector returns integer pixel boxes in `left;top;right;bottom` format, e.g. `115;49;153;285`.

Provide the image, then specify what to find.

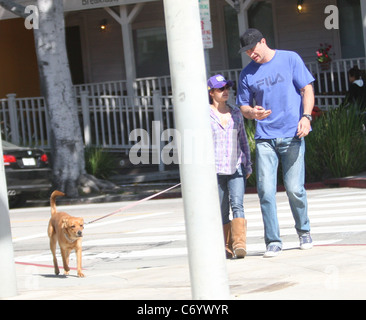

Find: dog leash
85;182;182;225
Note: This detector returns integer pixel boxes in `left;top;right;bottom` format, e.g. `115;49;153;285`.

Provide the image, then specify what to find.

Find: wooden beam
104;3;145;96
242;0;255;12
127;2;144;23
120;5;137;97
104;3;144;25
104;7;122;24
225;0;235;9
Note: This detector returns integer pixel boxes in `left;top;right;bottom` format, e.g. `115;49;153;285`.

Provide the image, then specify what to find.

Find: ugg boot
223;223;234;259
231;218;247;258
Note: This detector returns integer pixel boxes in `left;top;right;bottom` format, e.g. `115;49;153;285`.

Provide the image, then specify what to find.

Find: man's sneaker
299;233;313;250
263;244;282;258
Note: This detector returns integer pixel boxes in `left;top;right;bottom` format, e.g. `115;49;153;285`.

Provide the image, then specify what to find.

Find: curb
324;177;366;188
20;173;366;208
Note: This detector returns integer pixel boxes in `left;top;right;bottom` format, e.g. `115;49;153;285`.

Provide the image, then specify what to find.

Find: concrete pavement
3;184;366;301
8;244;366;300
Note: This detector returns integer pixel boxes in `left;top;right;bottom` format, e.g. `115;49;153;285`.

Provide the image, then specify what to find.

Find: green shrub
84;146;116;179
244;118;256;186
306;105;366;180
245;104;366;185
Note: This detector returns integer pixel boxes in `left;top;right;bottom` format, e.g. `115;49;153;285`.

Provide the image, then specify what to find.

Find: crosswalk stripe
12;211;174;242
122;214;366;234
306;201;366;209
245;202;366;214
246;224;366;237
15;220;365;263
14;239;345;263
246;206;366;218
14;190;366;264
83;234;187;247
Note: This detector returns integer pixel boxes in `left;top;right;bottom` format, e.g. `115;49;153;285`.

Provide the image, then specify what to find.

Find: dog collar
64;232;77;243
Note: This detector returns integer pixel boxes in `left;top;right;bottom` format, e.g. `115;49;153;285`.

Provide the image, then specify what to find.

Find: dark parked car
2;141;52;207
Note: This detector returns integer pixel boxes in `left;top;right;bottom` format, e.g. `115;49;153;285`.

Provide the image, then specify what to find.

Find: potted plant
316;43;332;70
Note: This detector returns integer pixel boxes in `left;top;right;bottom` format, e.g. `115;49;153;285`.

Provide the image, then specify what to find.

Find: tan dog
48;190;85;277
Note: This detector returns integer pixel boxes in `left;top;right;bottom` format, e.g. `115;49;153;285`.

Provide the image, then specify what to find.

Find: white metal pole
163;0;230;300
0;131;18;298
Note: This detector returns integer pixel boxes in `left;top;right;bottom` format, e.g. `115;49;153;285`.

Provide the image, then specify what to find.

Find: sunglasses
216;85;231;92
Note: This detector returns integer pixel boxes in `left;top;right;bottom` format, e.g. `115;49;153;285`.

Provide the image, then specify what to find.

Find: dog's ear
62;218;69;229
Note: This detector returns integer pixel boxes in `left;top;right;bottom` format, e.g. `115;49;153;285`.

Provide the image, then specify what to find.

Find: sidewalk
3;172;366;301
6;244;366;300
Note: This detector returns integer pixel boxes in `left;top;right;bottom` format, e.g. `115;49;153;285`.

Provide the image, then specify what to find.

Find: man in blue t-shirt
236;29;315;258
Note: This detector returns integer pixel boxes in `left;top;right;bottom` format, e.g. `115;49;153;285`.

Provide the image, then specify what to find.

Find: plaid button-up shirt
210;104;252;176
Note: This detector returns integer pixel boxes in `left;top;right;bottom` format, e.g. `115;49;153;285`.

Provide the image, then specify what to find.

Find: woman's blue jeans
256;137;311;248
217;164;246;225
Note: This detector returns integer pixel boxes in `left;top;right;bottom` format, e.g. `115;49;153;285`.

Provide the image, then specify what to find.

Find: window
224;5;241;69
248;1;275;49
338;0;365;58
224;1;275;69
135;27;170;78
66;26;84;85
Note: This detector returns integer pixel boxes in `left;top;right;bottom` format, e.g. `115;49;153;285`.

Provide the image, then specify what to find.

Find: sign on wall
199;0;213;49
63;0;157;12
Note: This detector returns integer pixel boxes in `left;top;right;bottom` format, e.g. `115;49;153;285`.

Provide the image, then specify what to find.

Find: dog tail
50;190;65;216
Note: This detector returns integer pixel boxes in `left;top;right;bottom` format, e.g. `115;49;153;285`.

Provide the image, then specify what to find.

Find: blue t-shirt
236;50;315;139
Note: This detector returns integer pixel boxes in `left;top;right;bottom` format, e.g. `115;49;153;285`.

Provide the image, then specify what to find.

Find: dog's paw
77;272;85;278
64;270;70;276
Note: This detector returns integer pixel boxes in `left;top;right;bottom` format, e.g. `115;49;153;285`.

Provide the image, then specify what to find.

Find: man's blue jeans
217;164;246;225
256;137;311;248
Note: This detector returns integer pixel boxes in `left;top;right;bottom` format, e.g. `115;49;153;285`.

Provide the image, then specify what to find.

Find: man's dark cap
239;28;264;53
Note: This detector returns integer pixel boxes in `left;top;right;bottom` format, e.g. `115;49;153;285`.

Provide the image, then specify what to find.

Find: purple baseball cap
207;74;233;90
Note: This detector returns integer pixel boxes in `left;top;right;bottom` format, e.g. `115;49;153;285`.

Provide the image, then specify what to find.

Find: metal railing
0;91;175;151
2;56;364;150
72;56;365;108
0;94;49;148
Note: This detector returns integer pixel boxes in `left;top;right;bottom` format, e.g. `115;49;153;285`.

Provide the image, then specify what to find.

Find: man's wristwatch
302;114;312;122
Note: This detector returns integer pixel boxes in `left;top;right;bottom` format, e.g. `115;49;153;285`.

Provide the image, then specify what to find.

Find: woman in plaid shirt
208;74;252;259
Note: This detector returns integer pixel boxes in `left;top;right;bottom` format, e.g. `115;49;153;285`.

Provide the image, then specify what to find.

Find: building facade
0;0;365;98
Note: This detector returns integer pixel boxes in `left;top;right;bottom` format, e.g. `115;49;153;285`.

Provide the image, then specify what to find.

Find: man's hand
253;106;272;120
240;105;272;120
297;116;311;138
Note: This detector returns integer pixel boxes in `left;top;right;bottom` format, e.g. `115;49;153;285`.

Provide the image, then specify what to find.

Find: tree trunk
34;0;85;196
0;0;118;196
